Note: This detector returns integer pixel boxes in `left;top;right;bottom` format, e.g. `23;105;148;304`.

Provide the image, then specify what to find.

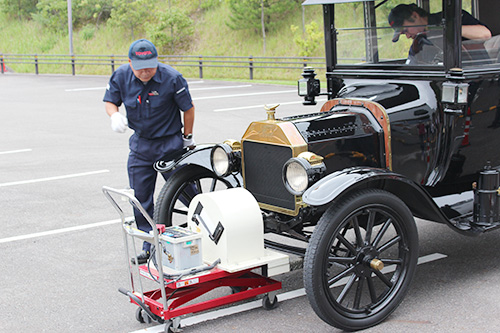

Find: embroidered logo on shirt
148;91;159;96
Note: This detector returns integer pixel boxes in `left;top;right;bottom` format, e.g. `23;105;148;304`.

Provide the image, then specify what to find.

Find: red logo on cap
136;51;152;56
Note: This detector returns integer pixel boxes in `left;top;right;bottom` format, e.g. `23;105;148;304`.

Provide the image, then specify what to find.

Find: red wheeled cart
102;186;282;333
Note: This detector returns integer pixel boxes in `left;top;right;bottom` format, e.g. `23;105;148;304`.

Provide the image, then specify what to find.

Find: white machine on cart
104;186;289;333
187;187;290;276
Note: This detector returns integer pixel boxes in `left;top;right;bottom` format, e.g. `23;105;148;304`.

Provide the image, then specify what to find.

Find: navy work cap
128;39;158;70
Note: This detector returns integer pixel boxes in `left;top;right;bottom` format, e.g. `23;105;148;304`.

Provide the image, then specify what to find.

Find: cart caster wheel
135;307;152;324
165;319;182;333
262;294;279;310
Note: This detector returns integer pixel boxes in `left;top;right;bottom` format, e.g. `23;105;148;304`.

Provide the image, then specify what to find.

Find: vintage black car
153;0;500;330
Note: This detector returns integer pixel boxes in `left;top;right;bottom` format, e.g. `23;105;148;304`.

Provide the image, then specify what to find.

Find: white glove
182;136;195;148
110;112;128;133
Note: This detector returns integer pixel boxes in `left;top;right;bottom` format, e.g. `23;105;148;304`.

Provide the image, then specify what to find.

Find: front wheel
304;189;418;331
154;165;235;227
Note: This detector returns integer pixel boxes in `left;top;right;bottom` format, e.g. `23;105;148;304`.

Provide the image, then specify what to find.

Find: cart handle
102;185;158;228
102;187;162;242
122;225;155;242
102;186;169;313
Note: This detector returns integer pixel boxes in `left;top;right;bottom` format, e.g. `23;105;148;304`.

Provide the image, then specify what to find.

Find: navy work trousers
127;133;182;252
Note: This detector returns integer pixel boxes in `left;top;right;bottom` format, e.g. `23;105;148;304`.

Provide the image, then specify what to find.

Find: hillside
0;1;324;79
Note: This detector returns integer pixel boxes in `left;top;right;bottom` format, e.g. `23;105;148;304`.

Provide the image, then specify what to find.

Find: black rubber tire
135;307;152;324
153;164;234;227
303;189;418;331
262;294;279;310
164;319;181;333
164;321;174;333
135;307;144;323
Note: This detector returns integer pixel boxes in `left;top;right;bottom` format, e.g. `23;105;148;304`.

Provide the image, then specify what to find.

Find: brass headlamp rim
297;151;324;166
223;139;241;151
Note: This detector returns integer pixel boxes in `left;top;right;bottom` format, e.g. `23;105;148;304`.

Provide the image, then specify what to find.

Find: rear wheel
154;165;234;227
304;189;418;331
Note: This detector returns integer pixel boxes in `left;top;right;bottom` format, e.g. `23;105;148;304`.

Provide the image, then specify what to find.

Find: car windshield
334;0;498;68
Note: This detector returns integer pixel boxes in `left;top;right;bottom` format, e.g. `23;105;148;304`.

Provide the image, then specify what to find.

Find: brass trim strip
258;202;301;216
320;98;392;170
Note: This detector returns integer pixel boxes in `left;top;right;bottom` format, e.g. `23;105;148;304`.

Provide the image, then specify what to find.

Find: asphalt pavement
1;73;500;333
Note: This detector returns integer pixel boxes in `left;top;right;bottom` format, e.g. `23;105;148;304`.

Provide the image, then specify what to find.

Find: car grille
242;141;296;212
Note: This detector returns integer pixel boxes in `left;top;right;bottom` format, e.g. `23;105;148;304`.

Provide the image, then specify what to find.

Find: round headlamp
284;159;310;195
210;143;240;177
283;153;326;196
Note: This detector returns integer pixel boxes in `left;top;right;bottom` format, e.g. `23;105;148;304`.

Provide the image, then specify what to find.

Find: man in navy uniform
104;39;195;264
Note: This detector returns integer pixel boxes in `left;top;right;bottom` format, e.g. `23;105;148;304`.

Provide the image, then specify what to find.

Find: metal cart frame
102;186;281;333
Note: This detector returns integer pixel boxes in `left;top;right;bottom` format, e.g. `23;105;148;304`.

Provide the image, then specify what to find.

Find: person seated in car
388;4;491;64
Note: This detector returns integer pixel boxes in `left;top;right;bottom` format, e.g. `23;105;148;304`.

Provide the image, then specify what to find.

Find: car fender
154;144;216;173
154;144;242;187
302;166;450;225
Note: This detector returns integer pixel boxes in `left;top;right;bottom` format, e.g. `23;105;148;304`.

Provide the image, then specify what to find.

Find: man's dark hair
389;4;430;42
388;3;429;28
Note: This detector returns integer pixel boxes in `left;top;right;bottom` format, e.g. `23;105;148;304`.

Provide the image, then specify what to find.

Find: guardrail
0;53;326;80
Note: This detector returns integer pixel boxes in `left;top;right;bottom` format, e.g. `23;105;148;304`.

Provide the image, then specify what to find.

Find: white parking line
213;98;328;112
0;170;110;187
190;85;252;91
0;149;32;155
63;82;236;92
193;90;296;101
0;218;122;244
130;252;448;333
65;87;106;92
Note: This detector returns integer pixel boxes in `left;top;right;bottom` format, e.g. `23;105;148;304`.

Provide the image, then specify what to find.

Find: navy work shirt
428;10;489;40
103;63;193;139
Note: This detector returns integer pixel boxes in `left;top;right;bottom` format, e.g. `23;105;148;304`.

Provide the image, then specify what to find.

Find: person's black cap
388;4;418;42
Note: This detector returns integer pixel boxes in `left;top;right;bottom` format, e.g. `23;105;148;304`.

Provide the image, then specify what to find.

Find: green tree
31;0;110;32
75;0;112;26
227;0;300;54
226;0;261;32
227;0;299;33
147;7;194;54
291;21;322;57
108;0;155;39
199;0;222;11
0;0;38;20
31;0;67;32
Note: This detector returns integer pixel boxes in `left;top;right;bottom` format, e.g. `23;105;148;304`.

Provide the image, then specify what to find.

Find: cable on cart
147;243;221;285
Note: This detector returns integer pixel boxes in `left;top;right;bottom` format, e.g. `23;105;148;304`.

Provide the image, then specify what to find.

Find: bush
31;0;67;32
80;24;95;40
147;8;194;54
0;0;38;20
291;21;322;57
